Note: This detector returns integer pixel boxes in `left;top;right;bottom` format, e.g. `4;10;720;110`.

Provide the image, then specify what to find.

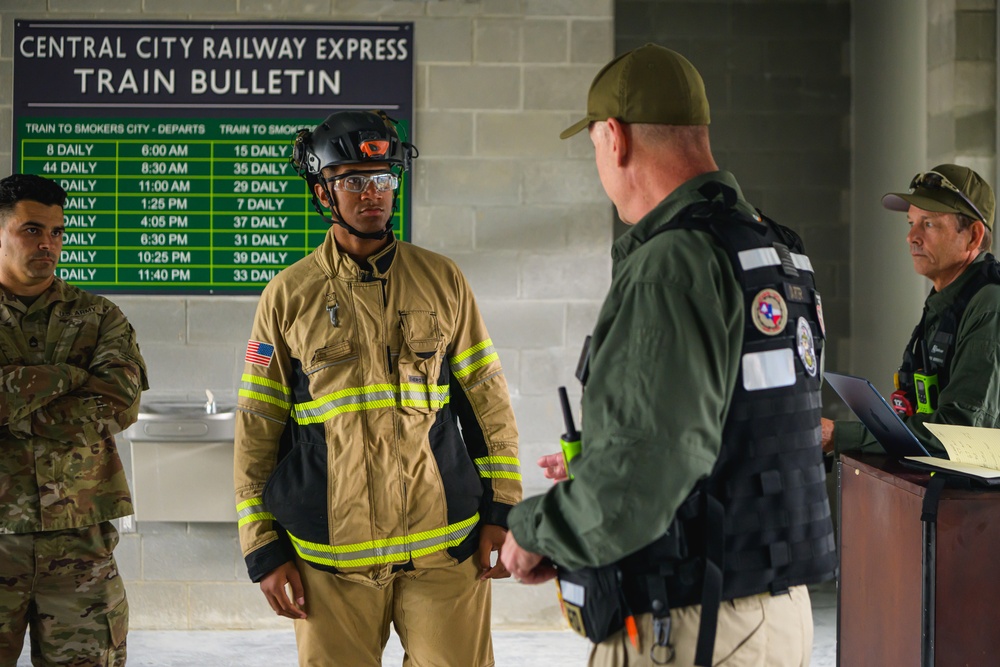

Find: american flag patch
245;340;275;367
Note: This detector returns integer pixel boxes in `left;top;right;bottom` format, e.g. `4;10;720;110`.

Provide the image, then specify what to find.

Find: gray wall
2;0;997;633
0;0;613;630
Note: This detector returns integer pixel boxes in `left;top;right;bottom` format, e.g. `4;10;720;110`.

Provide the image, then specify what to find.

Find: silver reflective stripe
288;512;480;568
738;248;814;273
742;348;796;391
294;386;396;423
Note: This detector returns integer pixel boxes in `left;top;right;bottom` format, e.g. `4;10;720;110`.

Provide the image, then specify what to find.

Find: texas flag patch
245;340;275;367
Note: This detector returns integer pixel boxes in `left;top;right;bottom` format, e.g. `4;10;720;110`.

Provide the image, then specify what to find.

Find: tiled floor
17;582;838;666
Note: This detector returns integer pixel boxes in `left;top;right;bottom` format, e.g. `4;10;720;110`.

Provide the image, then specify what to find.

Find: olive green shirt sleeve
508;235;742;571
834;286;1000;456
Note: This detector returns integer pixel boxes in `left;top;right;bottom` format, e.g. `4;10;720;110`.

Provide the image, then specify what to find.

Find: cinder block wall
928;0;997;184
616;0;852;385
0;0;613;630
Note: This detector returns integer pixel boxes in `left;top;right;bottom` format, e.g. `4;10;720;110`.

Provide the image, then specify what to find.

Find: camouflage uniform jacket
0;278;148;534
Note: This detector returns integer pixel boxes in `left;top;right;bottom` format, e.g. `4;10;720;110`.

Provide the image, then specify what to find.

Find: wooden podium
838;453;1000;666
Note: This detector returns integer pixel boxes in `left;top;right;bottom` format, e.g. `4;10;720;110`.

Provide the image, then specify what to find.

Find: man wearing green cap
823;164;1000;454
501;44;836;667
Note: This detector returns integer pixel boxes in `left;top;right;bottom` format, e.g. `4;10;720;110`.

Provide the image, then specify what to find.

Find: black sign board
13;20;414;294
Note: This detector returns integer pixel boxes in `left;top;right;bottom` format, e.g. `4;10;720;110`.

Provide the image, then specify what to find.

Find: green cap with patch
560;43;711;140
882;163;995;231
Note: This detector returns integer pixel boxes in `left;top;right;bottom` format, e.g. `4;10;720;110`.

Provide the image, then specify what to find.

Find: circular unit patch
796;316;818;377
751;288;788;336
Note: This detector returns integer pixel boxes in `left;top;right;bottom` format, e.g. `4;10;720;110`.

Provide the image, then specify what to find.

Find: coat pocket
398;311;446;414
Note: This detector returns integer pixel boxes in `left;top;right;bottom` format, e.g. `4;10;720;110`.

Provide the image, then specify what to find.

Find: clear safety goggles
910;171;987;224
328;170;399;193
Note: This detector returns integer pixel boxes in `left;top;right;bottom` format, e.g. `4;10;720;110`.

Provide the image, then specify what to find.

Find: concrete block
475;18;521;63
0;0;45;9
524;0;612;18
957;109;996;155
415;110;474;156
478;301;565;349
732;3;849;38
928;13;957;67
416;158;520;206
956;61;996;109
141;344;240;395
427;64;521;109
566;301;602;343
190;583;287;629
957;0;996;9
413;18;473;63
0;61;10;106
476;205;564;251
238;0;332;13
957;11;997;61
113;296;186;345
491;578;566;629
448;251;520;299
142;0;236;12
476;112;569;157
427;1;485;17
142;523;243;581
565;127;597;159
510;389;564;442
188;297;258;345
521;253;609;300
482;0;522;16
48;0;140;9
521;159;606;204
764;39;845;77
524;65;602;110
569;20;613;64
115;533;142;582
519;347;584;396
411;205;476;252
928;64;956;115
523;19;569;63
333;0;425;16
128;581;190;630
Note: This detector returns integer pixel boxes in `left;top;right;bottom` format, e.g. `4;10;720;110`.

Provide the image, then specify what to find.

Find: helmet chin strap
317;181;394;241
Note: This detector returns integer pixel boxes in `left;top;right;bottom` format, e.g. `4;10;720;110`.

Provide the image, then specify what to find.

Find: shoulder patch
751;288;788;336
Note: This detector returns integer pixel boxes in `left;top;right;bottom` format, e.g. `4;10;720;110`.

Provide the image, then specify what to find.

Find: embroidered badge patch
796;317;818;377
245;340;275;367
751;288;788;336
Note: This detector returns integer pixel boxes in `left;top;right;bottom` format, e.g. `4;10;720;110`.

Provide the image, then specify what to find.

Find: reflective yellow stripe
473;455;522;480
450;339;500;379
288;512;480;568
236;497;276;528
239;374;292;410
294;383;451;424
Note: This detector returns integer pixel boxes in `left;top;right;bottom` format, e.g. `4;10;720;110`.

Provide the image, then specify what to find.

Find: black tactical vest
619;184;838;665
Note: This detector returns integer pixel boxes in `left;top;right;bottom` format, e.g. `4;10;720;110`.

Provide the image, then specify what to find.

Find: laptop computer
824;372;932;458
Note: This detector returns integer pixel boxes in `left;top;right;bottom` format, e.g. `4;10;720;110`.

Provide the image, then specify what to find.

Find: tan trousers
294;554;493;667
590;584;813;667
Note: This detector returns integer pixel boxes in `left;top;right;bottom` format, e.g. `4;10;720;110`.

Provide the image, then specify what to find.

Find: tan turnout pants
294;554;493;667
590;584;813;667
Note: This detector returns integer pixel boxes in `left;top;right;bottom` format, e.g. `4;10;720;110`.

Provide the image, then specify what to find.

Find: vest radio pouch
555;564;626;643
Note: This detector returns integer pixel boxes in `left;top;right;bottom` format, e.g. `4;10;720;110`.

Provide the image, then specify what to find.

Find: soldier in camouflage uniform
0;174;148;667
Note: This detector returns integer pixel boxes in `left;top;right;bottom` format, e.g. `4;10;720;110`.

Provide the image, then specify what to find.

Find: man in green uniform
501;44;835;666
0;174;148;666
823;164;1000;454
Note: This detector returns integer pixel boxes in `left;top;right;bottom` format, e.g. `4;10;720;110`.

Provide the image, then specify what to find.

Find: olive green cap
560;43;710;140
882;163;995;230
